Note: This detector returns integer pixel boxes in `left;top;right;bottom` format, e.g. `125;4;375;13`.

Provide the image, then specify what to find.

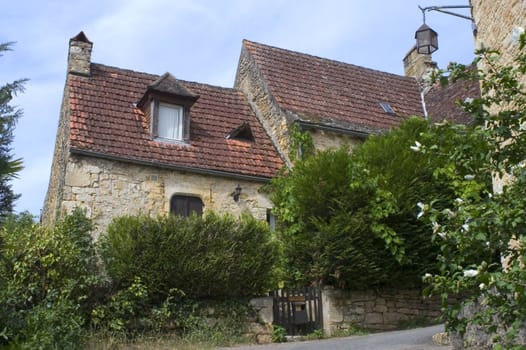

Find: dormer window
137;72;199;143
157;102;184;140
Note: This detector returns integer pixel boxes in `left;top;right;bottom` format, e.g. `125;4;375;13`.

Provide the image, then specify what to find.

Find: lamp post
415;5;474;55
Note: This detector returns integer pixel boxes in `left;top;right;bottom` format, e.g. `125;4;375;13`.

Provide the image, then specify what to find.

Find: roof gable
241;40;424;133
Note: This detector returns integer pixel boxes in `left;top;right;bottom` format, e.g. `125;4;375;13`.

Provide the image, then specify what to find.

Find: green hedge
99;212;281;300
0;209;100;349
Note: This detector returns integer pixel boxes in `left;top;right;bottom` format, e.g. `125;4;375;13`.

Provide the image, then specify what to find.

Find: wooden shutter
183;106;191;141
170;195;203;217
151;100;159;138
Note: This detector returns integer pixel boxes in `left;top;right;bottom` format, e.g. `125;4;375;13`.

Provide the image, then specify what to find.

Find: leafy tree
0;42;26;223
271;146;401;289
271;116;490;290
422;35;526;348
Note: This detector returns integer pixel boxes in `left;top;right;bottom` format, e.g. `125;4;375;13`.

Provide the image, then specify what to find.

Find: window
157;103;184;140
170;195;203;217
379;102;396;115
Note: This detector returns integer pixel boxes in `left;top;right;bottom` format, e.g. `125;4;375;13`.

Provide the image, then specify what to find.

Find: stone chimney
403;45;438;93
68;31;93;76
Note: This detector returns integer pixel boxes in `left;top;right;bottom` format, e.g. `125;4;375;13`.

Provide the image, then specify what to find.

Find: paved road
220;324;451;350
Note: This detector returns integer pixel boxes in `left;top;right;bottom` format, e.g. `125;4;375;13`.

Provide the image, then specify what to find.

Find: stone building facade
42;33;283;235
471;0;525;70
43;33;428;236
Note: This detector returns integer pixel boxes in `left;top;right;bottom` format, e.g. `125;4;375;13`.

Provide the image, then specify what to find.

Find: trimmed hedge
99;212;281;300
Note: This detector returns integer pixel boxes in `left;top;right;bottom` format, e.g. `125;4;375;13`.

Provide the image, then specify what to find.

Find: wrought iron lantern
415;4;473;55
416;23;439;54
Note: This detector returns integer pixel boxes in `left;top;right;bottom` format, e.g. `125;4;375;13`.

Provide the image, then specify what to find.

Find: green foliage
305;329;324;340
421;34;526;348
271;116;486;289
92;286;254;345
0;42;27;223
288;123;315;162
0;209;101;348
99;212;280;299
272;146;405;289
271;325;286;343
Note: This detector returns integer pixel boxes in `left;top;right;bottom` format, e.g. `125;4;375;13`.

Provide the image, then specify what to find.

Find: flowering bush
421;35;526;348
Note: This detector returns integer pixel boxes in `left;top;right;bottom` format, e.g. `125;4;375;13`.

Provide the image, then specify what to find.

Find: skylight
379;102;396;115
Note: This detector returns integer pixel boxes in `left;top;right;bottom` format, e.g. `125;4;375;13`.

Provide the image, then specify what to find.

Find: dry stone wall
58;155;272;239
322;287;443;334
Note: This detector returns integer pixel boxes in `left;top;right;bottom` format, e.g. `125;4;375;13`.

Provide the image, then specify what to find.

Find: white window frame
156;102;184;141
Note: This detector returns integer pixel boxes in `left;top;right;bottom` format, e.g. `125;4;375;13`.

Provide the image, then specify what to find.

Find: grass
85;333;219;350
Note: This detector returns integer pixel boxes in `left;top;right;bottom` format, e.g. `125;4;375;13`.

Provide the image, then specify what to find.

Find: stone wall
235;44;293;167
55;154;272;239
322;287;442;334
471;0;525;69
41;81;71;227
309;128;363;152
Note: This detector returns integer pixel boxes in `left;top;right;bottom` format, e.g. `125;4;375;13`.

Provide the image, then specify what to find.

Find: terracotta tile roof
242;40;424;133
68;64;284;179
425;73;480;125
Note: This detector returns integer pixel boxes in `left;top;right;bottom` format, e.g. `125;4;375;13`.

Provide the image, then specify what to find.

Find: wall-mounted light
415;5;474;55
231;184;242;202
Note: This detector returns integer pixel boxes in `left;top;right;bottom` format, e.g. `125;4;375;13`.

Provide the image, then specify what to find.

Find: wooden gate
272;287;323;335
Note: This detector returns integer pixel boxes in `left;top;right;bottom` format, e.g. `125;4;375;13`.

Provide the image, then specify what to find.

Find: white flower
416;202;426;219
444;208;456;218
410;141;422;152
463;269;479;278
461;223;470;232
512;26;525;43
432;221;441;234
455;198;463;204
464;97;474;104
438;231;447;239
464;174;475;180
479;283;486;290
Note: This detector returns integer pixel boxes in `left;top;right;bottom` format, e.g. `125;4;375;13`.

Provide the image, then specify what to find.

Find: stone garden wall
322;287;443;334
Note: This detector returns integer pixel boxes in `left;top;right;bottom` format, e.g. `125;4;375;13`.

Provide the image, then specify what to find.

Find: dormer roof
138;72;199;107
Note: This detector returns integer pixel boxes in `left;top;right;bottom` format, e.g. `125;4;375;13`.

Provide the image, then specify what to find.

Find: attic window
137;72;199;143
157;103;184;140
226;122;255;142
380;102;396;115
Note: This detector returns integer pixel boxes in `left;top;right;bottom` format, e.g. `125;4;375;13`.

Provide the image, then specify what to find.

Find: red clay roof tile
68;64;284;179
243;40;424;132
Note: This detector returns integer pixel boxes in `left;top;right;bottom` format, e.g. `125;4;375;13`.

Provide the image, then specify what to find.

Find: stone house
42;31;472;236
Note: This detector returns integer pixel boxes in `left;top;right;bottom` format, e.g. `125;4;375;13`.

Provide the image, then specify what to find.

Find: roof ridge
242;39;417;82
91;63;239;92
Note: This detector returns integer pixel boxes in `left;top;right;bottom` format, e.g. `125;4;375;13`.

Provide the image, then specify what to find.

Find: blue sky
1;0;475;217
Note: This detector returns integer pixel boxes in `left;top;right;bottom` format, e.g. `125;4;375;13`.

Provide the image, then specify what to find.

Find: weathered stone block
364;312;383;325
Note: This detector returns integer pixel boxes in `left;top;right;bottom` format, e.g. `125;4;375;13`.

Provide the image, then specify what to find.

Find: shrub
0;209;101;348
270;118;490;289
271;146;402;289
99;212;280;300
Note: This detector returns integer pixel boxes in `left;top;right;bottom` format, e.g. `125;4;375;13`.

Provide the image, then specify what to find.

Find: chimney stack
68;31;92;76
403;45;438;93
